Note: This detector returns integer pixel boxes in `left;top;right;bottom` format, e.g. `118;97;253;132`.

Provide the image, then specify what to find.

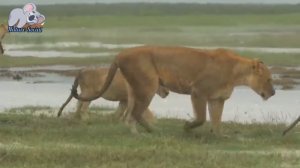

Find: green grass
238;52;300;66
2;3;300;28
1;3;300;67
35;14;300;28
0;52;299;68
3;3;300;16
0;111;299;168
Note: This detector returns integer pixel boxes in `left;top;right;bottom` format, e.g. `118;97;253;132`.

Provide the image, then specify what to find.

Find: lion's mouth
260;92;268;100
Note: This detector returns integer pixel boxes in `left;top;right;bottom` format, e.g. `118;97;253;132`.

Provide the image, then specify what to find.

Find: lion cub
58;67;169;124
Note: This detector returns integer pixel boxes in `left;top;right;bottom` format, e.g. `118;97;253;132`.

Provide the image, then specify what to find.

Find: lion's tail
57;76;79;117
282;115;300;136
72;61;118;102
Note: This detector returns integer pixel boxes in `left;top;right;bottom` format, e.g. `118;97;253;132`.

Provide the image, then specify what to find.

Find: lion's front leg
208;99;225;136
184;92;207;131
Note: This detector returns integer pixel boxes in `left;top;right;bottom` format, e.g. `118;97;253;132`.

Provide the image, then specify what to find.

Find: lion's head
248;60;275;100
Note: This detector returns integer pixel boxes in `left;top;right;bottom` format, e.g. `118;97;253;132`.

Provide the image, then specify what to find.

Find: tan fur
59;67;169;128
72;46;275;134
0;24;8;54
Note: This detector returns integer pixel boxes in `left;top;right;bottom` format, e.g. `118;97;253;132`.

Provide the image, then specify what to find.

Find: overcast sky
1;0;300;5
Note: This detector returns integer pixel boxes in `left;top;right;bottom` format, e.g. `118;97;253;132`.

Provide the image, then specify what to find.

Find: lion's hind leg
126;80;158;133
130;96;155;133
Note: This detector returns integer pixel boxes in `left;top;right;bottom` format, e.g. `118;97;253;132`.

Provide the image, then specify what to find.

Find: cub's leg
208;99;225;135
115;101;127;120
184;91;207;131
79;101;91;120
75;100;83;119
74;91;92;120
75;100;91;121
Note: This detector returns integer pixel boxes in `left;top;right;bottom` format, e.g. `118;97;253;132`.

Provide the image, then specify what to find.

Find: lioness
0;24;8;54
58;67;169;123
72;46;275;135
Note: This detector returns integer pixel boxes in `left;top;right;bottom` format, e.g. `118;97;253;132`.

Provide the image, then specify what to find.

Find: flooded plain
0;66;299;124
5;42;300;58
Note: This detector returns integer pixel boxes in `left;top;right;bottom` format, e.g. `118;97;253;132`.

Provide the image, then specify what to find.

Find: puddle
0;74;299;124
5;42;141;50
192;46;300;54
152;89;300;124
5;50;115;58
4;42;300;58
1;65;83;71
4;42;140;57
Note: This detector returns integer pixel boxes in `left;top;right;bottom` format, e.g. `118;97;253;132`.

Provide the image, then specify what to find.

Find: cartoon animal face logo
8;3;45;28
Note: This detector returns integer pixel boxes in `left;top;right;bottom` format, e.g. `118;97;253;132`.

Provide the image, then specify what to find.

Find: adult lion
0;24;8;54
72;46;275;135
58;67;169;124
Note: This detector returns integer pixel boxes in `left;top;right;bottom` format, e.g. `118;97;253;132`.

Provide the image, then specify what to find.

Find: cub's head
248;60;275;100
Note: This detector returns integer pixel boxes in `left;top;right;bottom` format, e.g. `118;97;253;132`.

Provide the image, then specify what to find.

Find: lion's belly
159;72;192;95
208;86;233;100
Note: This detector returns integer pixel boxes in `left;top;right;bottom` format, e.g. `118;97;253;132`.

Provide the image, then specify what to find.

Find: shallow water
5;50;114;58
5;42;300;58
0;72;299;124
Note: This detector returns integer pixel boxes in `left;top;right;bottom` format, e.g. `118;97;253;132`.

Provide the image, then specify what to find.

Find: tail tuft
71;77;79;98
57;75;79;117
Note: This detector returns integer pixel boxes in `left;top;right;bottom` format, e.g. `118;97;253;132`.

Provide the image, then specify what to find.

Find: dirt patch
271;67;300;78
1;66;299;90
0;70;44;79
29;69;79;77
0;69;79;81
270;66;300;90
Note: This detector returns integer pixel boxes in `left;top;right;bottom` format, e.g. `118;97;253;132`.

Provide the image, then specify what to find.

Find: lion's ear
252;59;264;75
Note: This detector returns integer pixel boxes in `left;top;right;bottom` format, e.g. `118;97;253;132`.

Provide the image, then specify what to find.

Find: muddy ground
1;65;299;90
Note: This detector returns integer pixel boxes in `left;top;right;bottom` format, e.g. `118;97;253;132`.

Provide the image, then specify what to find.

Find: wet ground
5;42;300;57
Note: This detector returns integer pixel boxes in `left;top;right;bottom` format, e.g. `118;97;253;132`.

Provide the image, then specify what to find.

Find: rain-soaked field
0;3;300;168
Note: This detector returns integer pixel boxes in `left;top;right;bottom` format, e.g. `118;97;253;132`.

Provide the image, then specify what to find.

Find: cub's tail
72;61;118;101
57;76;79;117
